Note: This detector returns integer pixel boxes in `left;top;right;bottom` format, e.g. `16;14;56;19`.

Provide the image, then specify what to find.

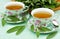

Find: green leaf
22;16;27;21
38;27;51;32
46;31;57;39
51;0;56;4
44;4;55;9
16;26;25;35
7;15;20;22
42;0;45;3
56;2;60;7
7;26;20;33
36;29;40;38
2;18;6;26
49;0;52;4
30;25;34;32
42;0;45;2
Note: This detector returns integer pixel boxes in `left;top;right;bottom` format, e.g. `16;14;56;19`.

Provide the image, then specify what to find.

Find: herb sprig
7;26;25;35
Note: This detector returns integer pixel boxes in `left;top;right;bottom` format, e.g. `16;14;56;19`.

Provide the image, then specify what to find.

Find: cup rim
31;8;54;19
4;2;25;10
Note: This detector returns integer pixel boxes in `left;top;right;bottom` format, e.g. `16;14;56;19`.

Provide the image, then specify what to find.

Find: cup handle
23;6;29;12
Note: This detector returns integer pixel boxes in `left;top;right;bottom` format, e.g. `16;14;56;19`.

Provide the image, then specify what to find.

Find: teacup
31;8;54;26
4;2;29;23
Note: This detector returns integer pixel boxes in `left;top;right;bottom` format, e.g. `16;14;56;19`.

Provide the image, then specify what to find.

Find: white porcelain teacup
4;2;29;23
31;8;54;26
5;2;28;15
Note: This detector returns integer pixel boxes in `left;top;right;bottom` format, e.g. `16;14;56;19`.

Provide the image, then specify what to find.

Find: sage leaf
7;15;20;22
30;25;34;32
42;0;45;4
36;30;40;38
16;26;25;35
7;26;20;33
44;5;55;9
49;0;52;4
42;0;45;2
2;18;6;26
56;2;60;6
39;27;51;32
46;31;57;39
22;16;27;21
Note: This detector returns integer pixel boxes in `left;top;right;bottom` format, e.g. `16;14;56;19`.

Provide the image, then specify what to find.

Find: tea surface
6;4;23;10
33;11;52;18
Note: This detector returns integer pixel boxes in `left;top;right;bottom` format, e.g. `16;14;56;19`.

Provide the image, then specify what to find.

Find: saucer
27;18;59;33
5;13;30;24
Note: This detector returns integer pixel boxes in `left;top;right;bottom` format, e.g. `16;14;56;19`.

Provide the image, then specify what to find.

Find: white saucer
27;18;59;33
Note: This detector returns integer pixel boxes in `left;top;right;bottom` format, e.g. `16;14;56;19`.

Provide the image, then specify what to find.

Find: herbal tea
33;11;52;18
6;4;23;10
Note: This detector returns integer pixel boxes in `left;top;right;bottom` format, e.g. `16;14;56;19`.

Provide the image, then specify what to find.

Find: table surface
0;0;60;39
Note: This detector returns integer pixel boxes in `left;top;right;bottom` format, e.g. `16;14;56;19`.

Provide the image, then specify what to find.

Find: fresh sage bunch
16;0;60;11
